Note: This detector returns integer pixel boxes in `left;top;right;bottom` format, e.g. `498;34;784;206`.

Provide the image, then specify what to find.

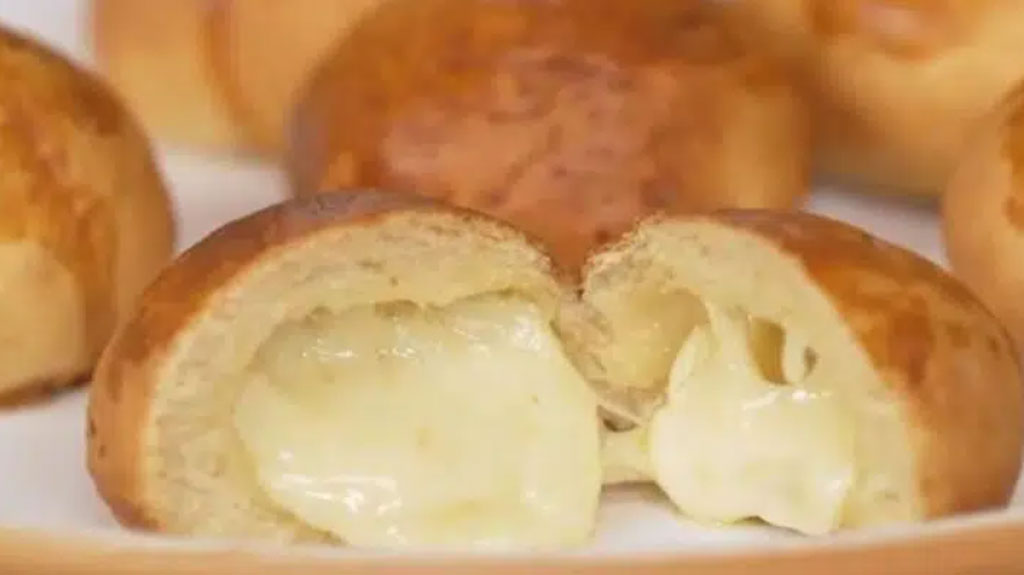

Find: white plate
1;4;1022;574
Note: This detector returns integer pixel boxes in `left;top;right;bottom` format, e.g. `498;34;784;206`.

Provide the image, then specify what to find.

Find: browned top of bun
290;0;808;269
715;210;1024;516
0;25;171;351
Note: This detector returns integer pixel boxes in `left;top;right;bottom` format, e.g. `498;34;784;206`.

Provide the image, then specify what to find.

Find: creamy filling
232;295;602;550
615;303;856;535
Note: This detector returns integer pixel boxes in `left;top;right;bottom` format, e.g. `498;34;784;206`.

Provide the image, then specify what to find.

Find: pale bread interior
0;241;88;393
142;210;602;547
579;218;921;533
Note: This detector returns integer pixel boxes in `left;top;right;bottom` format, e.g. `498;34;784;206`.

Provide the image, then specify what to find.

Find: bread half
585;211;1024;534
88;194;1023;547
87;190;602;549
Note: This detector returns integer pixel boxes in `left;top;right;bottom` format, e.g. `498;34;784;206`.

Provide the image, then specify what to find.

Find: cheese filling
623;304;856;535
232;295;602;549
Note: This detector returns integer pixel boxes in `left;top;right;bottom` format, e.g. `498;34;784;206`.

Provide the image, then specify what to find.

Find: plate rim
2;508;1024;575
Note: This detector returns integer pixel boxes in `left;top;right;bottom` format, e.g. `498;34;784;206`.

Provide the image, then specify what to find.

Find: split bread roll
89;0;382;154
288;0;810;269
718;0;1024;196
87;190;1023;549
944;83;1024;350
0;26;175;402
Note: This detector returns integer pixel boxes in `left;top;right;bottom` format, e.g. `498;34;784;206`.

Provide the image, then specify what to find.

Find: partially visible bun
720;0;1024;196
0;25;175;402
289;0;810;269
89;0;381;154
944;82;1024;349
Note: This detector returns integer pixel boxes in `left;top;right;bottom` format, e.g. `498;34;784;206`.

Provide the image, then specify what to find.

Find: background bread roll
89;0;381;154
944;82;1024;350
288;0;810;269
719;0;1024;196
583;211;1023;532
0;25;175;402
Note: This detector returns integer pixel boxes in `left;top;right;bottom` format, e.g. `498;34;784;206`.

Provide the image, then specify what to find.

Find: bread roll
586;211;1023;534
719;0;1024;196
88;190;1022;546
89;0;381;154
288;0;810;269
944;82;1024;350
0;26;175;403
87;190;602;549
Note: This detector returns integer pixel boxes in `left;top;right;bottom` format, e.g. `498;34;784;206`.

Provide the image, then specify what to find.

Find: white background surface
0;0;1001;556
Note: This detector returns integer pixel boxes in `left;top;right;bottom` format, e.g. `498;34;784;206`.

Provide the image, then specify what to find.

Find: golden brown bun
944;82;1024;349
719;0;1024;196
89;0;381;154
582;211;1022;526
0;26;175;401
288;0;810;269
88;189;1022;544
87;190;575;542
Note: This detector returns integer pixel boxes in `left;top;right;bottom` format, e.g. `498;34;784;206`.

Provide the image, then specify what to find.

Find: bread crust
0;25;174;401
943;82;1024;350
89;0;381;154
86;190;549;532
89;0;247;152
288;0;810;269
711;210;1024;518
720;0;1024;196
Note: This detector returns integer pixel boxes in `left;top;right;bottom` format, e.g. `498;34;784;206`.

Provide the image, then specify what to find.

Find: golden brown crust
216;0;383;151
86;189;513;532
943;80;1024;352
89;0;247;152
0;25;174;398
720;0;1024;196
90;0;380;154
288;0;810;269
713;210;1024;517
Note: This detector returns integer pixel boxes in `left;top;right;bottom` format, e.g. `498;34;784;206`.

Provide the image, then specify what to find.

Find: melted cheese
232;295;601;550
647;305;855;535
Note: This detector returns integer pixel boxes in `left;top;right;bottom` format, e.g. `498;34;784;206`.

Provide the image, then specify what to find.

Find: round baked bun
288;0;810;269
719;0;1024;196
0;26;175;403
87;190;603;549
586;211;1023;534
944;83;1024;350
89;0;382;154
89;191;1023;546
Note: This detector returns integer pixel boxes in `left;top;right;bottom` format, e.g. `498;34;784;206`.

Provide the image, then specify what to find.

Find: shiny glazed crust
943;82;1024;350
89;0;380;154
714;211;1024;517
0;25;174;401
288;0;810;269
719;0;1024;196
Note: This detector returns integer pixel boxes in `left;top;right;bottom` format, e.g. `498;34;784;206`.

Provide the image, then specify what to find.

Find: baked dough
943;82;1024;350
587;211;1023;532
89;0;381;154
87;191;602;548
719;0;1024;196
87;192;1023;546
287;0;810;269
0;25;174;402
